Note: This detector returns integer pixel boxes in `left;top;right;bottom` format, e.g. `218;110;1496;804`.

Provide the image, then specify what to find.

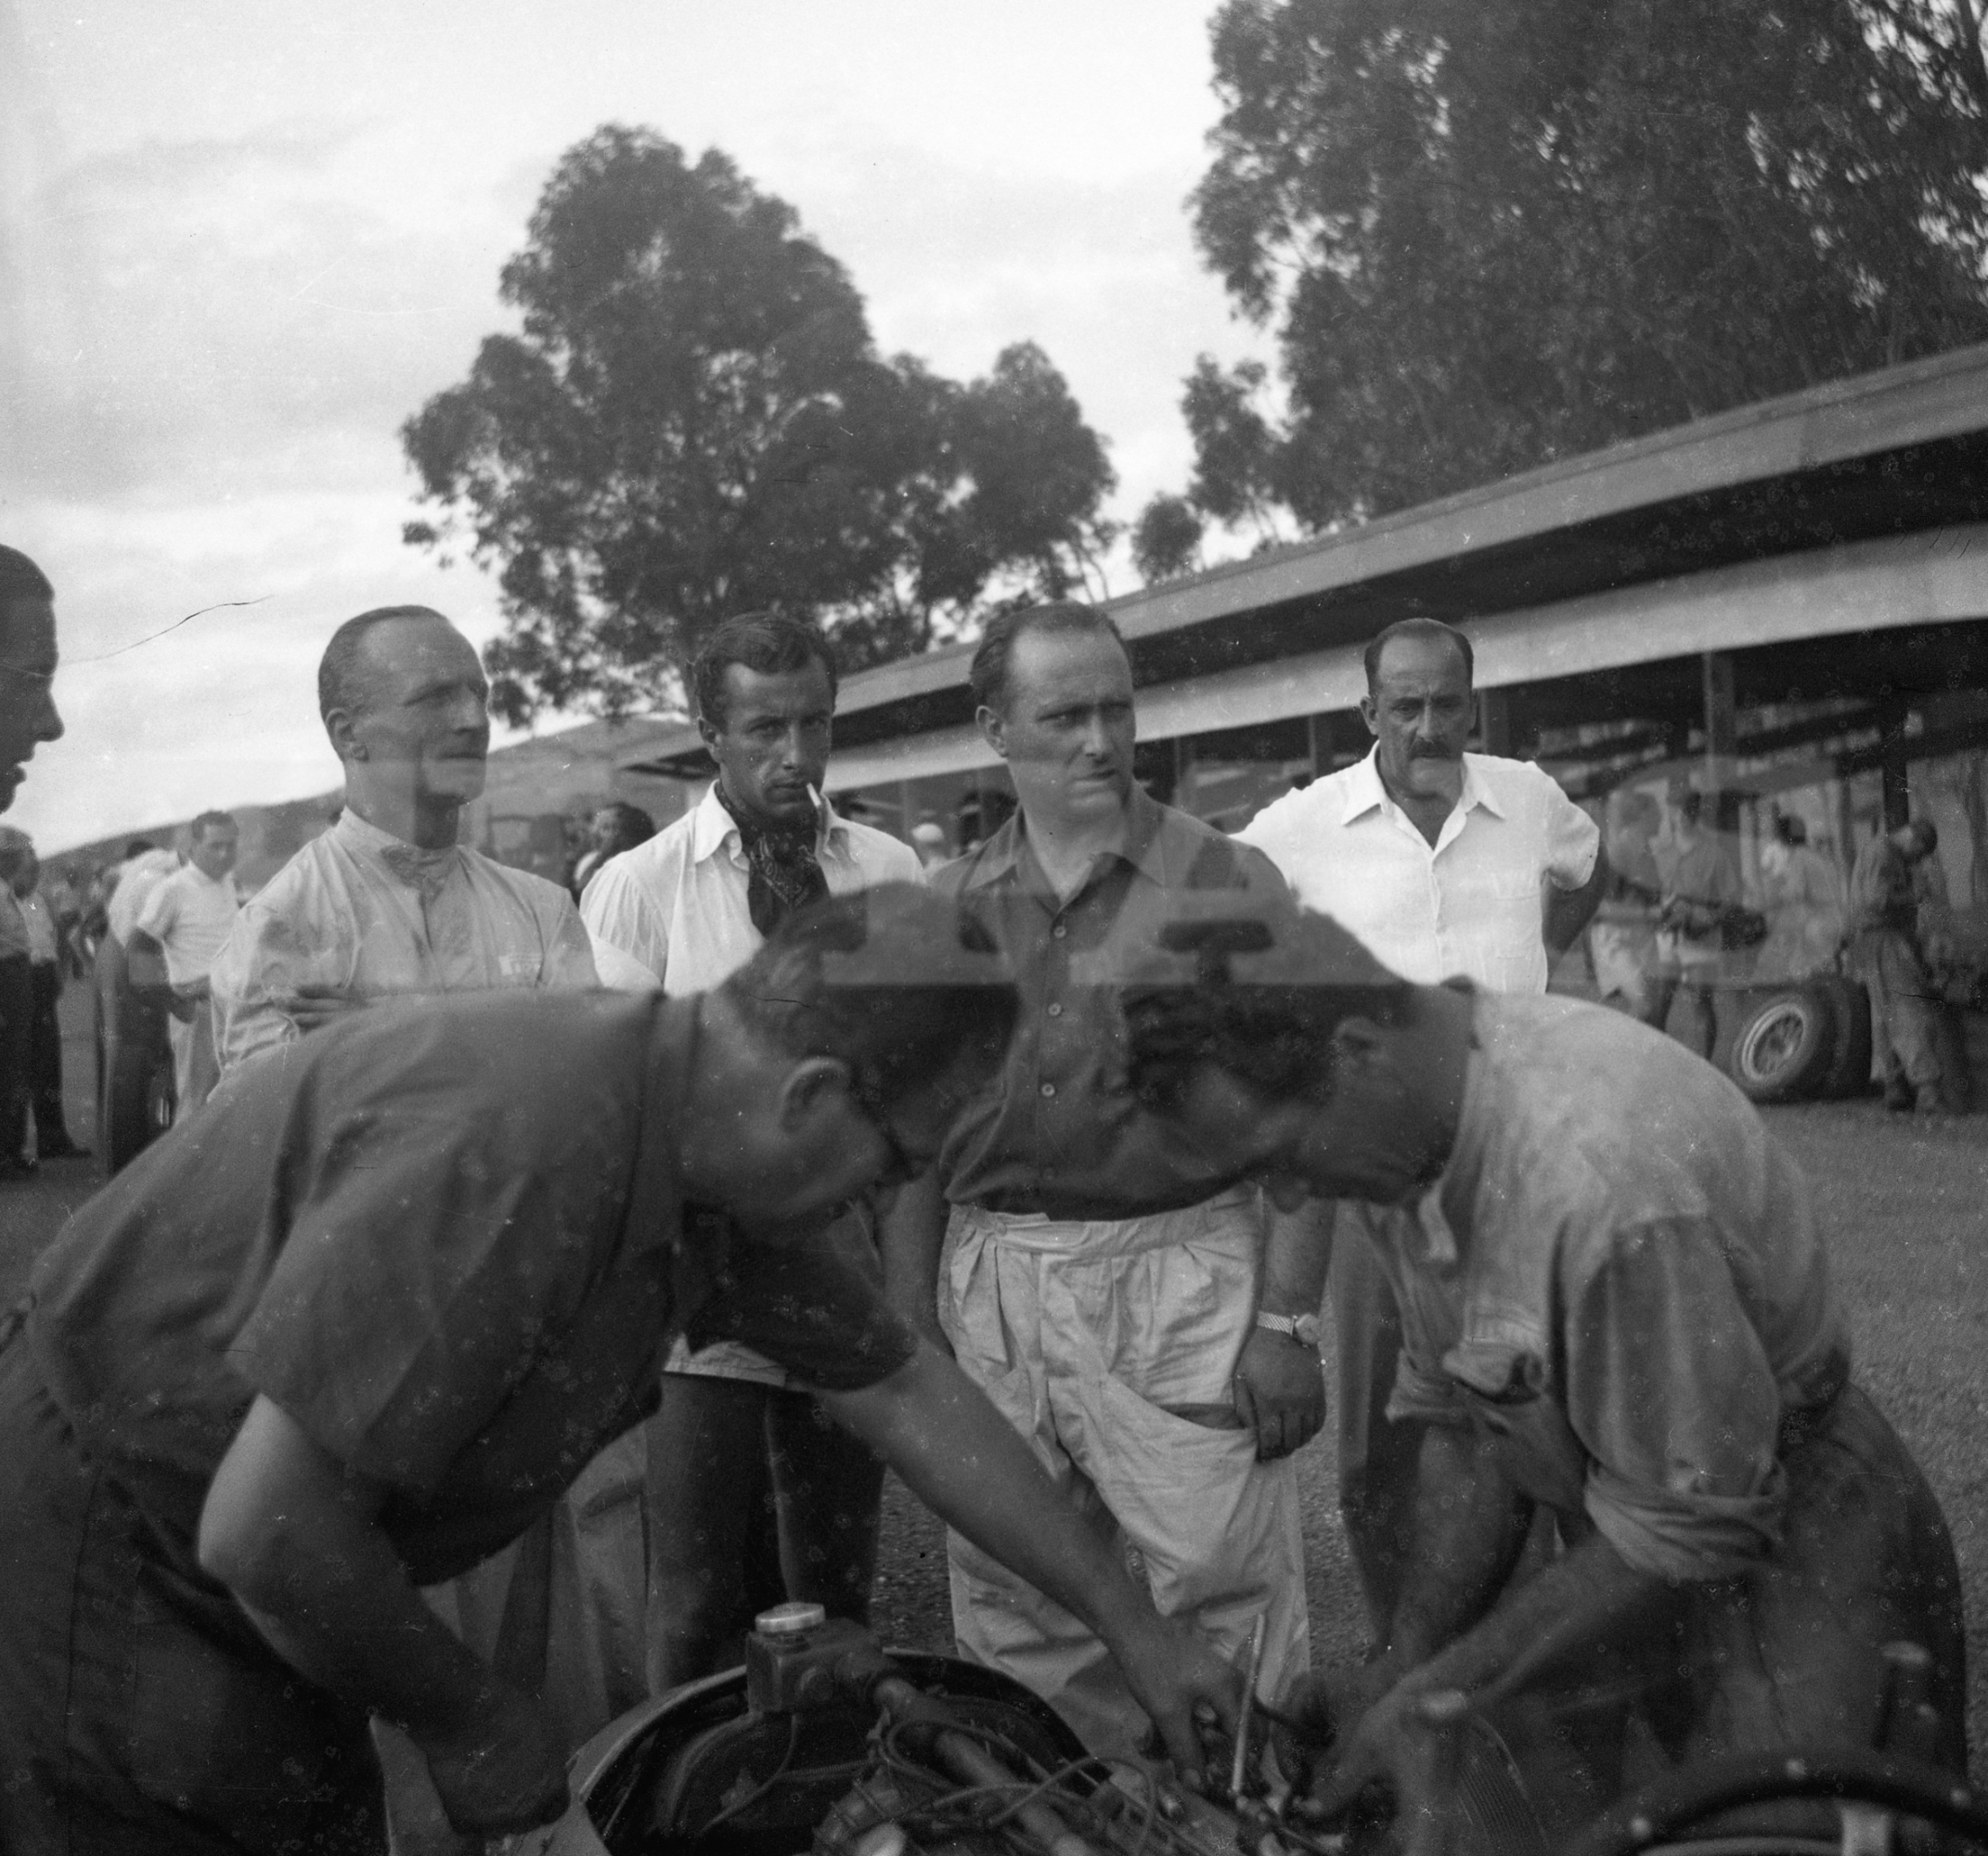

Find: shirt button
1047;1002;1063;1017
1052;923;1067;939
1040;1082;1056;1098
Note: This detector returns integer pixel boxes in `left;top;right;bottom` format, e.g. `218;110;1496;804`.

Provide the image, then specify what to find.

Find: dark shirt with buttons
930;785;1287;1218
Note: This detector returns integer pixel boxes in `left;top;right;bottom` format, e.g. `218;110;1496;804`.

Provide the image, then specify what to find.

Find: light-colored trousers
167;997;221;1117
942;1188;1310;1757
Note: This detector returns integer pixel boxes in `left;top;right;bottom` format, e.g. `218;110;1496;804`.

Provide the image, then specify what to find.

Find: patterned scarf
716;785;829;936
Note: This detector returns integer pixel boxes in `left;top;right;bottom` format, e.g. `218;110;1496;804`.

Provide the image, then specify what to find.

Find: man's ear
1332;1015;1388;1071
975;703;1008;760
1357;692;1380;740
777;1055;854;1131
696;713;721;754
325;707;363;763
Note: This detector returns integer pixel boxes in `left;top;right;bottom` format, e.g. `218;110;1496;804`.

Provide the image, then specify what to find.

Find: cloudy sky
1;0;1270;854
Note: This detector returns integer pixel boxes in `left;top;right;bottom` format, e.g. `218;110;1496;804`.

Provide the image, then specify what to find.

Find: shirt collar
691;780;846;866
1342;747;1506;826
335;807;448;860
959;781;1169;895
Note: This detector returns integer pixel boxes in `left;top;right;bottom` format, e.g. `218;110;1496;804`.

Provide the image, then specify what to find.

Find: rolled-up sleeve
539;892;601;990
1541;776;1601;891
581;858;668;982
1566;1218;1786;1580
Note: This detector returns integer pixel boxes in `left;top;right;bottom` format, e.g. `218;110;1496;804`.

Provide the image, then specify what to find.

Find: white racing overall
942;1185;1310;1756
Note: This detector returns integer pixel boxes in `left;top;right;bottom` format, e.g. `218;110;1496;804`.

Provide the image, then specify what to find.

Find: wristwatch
1255;1309;1322;1347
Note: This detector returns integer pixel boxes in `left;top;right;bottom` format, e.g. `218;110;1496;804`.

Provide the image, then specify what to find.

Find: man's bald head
317;605;459;734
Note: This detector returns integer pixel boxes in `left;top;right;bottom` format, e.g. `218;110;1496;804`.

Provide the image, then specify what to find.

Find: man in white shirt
212;611;596;1073
584;613;923;1690
129;810;240;1117
1238;617;1606;1630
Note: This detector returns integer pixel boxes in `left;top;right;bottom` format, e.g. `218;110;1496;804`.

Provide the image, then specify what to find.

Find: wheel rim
1739;1004;1809;1081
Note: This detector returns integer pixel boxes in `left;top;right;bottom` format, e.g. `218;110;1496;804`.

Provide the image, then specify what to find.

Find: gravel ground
6;998;1985;1768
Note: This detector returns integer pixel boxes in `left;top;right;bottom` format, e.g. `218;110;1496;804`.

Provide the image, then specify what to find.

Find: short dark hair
317;605;455;727
1122;909;1412;1113
969;601;1128;715
1362;617;1474;692
718;883;1017;1111
0;548;53;604
125;839;156;859
595;801;655;846
691;613;838;732
190;810;237;842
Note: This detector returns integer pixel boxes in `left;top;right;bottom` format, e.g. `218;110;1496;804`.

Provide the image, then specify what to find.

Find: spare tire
1814;973;1874;1099
1729;986;1835;1102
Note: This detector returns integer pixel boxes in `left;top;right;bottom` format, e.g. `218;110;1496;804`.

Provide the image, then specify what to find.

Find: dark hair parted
1121;912;1411;1114
717;883;1017;1111
969;601;1128;716
317;605;455;726
189;810;237;842
691;613;838;732
0;548;54;604
1362;617;1474;693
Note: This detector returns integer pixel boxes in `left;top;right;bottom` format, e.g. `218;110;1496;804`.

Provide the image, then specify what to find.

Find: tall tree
1181;0;1988;534
403;125;1114;719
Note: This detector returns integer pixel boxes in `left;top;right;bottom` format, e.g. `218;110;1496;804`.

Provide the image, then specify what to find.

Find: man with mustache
1237;617;1607;1630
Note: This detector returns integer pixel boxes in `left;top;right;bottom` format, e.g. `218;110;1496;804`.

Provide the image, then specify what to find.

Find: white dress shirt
582;781;922;1386
105;849;182;946
1238;748;1598;992
581;784;923;997
133;865;240;987
211;809;597;1075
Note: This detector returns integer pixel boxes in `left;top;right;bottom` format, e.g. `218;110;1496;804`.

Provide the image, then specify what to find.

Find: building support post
1478;689;1514;759
1879;697;1912;830
1701;651;1738;831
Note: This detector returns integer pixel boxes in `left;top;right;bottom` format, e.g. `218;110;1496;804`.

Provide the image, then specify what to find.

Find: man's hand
416;1683;571;1837
279;982;368;1033
1232;1329;1324;1462
1283;1664;1459;1856
1111;1612;1243;1787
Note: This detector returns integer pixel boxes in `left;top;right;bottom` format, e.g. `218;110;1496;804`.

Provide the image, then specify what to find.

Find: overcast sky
1;0;1270;854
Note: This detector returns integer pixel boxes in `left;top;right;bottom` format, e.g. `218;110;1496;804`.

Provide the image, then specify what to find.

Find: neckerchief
716;786;829;936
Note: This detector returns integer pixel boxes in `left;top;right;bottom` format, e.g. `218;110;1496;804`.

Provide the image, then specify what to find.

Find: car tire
1814;973;1874;1099
1729;986;1835;1102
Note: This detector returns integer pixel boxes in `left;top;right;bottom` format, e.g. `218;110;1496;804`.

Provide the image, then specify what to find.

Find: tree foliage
1180;0;1988;534
403;126;1115;720
1131;492;1208;584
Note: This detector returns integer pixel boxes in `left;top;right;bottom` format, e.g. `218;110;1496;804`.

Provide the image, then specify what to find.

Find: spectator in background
910;820;950;870
104;841;181;949
1758;812;1846;982
129;811;241;1119
1849;818;1957;1115
1589;788;1665;1016
0;830;35;1178
582;613;921;1690
570;800;655;897
1644;787;1742;1057
13;844;85;1159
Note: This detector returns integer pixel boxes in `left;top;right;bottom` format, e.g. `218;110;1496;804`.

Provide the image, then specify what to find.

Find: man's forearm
1394;1528;1681;1715
877;1169;949;1347
1259;1194;1332;1315
199;1397;504;1743
1383;1424;1533;1674
1544;846;1609;957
